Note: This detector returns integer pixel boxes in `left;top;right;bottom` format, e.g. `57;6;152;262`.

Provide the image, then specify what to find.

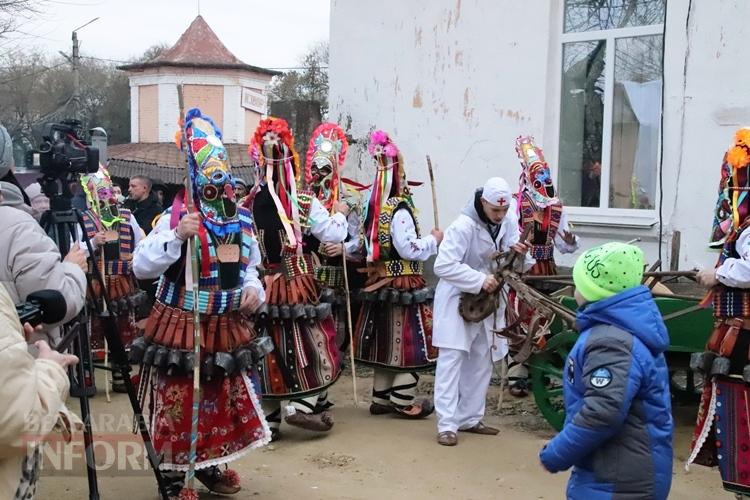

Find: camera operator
0;283;81;499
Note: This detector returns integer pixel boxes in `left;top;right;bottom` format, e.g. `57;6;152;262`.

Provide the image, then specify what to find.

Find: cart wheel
529;330;578;431
669;368;704;404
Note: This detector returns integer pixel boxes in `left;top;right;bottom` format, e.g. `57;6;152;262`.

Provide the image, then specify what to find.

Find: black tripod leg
73;328;100;500
75;212;170;500
118;361;170;499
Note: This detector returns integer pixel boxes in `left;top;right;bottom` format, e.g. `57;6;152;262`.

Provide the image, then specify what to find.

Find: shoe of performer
437;431;458;446
112;373;127;394
314;400;334;413
392;398;434;419
369;402;395;415
270;428;281;442
460;421;500;435
112;382;128;394
161;472;185;500
285;410;334;432
508;378;530;398
195;466;241;495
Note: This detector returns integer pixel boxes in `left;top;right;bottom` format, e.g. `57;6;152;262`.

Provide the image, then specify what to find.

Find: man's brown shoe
285;411;334;432
437;431;458;446
460;422;499;435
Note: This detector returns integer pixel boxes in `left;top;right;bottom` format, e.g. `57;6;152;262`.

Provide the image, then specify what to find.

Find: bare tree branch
0;0;43;39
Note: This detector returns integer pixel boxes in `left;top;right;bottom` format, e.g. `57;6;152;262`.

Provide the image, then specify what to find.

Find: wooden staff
333;180;359;405
101;250;111;403
426;155;439;229
90;195;112;403
522;270;698;282
177;85;203;495
340;241;359;406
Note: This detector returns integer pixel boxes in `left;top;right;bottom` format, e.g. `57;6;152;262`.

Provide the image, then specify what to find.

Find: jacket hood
461;188;496;225
140;191;160;207
576;285;669;355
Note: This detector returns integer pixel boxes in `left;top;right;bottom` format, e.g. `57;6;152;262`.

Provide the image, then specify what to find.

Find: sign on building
241;87;268;114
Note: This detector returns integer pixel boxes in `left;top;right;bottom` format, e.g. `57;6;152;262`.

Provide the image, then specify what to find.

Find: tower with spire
108;16;279;185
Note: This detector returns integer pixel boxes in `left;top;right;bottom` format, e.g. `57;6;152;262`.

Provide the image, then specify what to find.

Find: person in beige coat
0;203;87;344
0;284;80;498
0;126;87;344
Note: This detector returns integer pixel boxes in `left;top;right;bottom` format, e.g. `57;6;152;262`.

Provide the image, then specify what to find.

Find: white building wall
128;72;271;144
129;84;139;143
157;83;178;143
664;0;750;270
223;85;242;144
329;0;750;271
329;0;553;236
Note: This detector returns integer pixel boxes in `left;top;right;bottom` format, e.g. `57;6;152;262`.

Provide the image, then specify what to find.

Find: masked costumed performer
506;136;579;397
80;165;147;392
132;108;270;496
353;130;443;418
305;122;366;352
246;117;349;440
689;128;750;497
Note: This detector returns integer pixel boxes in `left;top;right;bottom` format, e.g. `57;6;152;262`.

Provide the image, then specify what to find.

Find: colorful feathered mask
515;136;559;209
80;164;124;228
249;117;303;249
362;130;413;262
305;122;348;212
711;128;750;248
184;108;239;236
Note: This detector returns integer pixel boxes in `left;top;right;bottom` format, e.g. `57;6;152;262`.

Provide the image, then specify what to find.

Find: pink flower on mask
368;130;397;158
371;130;388;144
384;143;399;157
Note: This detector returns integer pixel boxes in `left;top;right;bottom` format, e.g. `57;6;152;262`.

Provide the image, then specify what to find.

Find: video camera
16;290;67;327
24;119;99;177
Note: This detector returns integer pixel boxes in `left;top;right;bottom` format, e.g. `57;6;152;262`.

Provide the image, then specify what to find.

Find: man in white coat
433;177;531;446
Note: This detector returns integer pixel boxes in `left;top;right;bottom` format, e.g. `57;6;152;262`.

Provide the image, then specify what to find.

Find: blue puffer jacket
539;286;673;500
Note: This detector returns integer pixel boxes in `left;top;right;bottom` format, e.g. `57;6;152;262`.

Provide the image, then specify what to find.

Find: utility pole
59;17;99;120
71;29;80;118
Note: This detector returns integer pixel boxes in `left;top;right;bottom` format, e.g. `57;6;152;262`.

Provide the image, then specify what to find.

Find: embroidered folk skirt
255;270;341;399
689;376;750;495
149;370;270;470
139;300;271;470
688;322;750;494
353;275;437;372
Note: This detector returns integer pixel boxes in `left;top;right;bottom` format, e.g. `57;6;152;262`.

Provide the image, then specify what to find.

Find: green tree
269;41;329;116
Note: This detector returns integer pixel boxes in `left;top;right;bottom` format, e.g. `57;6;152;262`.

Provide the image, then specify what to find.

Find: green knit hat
573;242;645;302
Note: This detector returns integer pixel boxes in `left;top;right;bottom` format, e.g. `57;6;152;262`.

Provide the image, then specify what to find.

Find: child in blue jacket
539;242;673;500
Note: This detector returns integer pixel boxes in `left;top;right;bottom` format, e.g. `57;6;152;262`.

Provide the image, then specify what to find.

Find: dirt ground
38;368;727;500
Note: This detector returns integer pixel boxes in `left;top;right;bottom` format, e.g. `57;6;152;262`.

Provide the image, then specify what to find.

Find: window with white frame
557;0;665;211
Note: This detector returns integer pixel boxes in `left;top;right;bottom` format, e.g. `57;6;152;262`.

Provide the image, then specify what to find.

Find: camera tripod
39;177;169;500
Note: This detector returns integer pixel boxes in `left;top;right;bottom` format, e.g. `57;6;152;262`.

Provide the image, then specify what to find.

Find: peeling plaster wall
329;0;750;270
329;0;552;233
662;0;750;270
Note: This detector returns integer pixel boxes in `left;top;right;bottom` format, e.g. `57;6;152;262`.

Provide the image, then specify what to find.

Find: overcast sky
5;0;330;68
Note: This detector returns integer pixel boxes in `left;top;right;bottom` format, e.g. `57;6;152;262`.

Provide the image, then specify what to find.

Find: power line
81;55;129;64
